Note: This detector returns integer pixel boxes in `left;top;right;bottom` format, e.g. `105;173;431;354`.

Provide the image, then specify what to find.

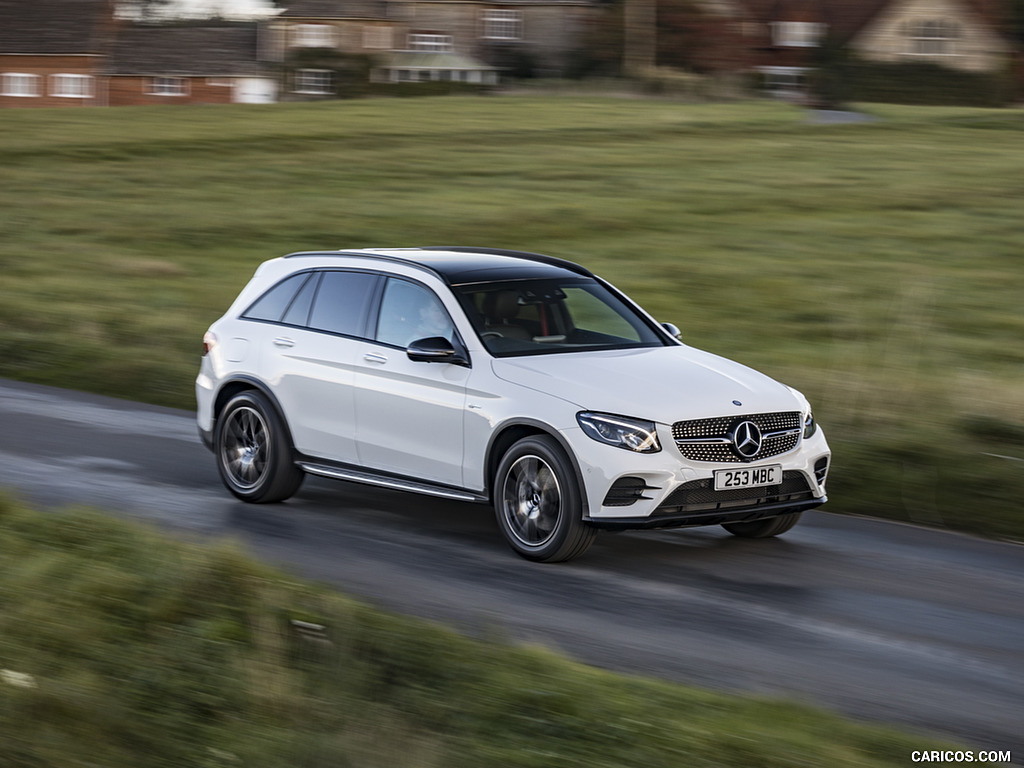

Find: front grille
672;411;802;463
653;471;814;516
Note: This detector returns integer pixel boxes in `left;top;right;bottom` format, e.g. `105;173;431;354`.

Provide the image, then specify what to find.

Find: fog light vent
814;457;829;486
603;477;654;507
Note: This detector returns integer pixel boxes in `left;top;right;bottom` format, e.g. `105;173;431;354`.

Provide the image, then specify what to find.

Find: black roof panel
286;247;594;286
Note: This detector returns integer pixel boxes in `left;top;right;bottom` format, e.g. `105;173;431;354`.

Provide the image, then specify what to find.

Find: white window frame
293;68;333;95
50;73;94;98
2;72;41;97
758;66;812;93
363;25;393;50
482;10;523;41
408;33;453;52
294;23;336;48
771;21;825;47
148;77;189;96
907;20;958;56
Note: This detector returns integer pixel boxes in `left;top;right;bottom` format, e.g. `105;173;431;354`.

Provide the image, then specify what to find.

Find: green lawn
0;495;954;767
0;97;1022;539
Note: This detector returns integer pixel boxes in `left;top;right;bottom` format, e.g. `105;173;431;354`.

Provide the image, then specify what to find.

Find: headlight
804;413;817;439
577;412;661;453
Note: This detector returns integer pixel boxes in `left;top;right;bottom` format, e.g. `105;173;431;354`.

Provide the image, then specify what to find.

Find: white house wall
852;0;1010;73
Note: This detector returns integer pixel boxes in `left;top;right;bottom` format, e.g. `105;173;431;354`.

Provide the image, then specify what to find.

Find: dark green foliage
839;59;1014;107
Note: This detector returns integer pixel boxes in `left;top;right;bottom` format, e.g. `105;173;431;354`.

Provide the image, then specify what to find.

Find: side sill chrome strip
297;462;486;503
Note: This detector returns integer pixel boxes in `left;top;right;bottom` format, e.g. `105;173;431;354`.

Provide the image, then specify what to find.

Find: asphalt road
1;377;1022;753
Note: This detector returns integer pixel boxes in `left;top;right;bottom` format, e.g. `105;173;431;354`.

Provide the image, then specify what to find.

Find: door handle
273;337;295;348
363;353;388;364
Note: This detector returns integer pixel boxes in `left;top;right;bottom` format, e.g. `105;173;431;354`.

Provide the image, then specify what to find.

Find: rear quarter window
242;272;312;322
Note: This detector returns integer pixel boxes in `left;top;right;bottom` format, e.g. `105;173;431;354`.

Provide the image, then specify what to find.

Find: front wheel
722;511;802;538
494;435;595;563
215;390;304;503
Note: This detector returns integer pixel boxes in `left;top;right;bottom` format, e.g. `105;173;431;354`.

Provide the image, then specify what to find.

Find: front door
352;278;469;487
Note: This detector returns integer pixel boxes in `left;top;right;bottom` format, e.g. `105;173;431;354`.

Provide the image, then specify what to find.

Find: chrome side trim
297;462;485;503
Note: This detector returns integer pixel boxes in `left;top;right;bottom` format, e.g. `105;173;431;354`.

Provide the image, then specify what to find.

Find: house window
759;66;811;93
907;20;958;55
363;26;393;49
294;24;335;48
408;33;453;52
771;21;825;47
483;10;523;41
294;69;333;94
2;73;41;97
148;77;189;96
51;74;94;98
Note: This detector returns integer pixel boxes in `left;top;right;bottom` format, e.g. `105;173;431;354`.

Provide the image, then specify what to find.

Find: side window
281;272;319;326
308;271;378;337
375;278;455;349
243;273;311;322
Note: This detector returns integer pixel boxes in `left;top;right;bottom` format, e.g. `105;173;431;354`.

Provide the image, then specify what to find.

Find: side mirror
407;337;469;366
661;322;682;340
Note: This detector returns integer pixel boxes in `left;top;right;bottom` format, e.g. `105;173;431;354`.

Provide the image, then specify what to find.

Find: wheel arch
484;419;590;516
213;376;297;451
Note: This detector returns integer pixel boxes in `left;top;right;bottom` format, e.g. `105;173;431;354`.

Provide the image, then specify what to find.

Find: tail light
202;331;217;356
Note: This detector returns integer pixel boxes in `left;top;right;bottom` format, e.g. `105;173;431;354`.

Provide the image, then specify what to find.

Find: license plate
714;464;782;491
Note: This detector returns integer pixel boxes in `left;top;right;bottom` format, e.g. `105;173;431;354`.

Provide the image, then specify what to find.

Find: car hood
491;345;804;424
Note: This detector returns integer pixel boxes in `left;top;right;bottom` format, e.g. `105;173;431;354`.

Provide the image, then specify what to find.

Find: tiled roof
105;23;261;76
377;50;498;70
0;0;114;54
278;0;390;19
741;0;890;41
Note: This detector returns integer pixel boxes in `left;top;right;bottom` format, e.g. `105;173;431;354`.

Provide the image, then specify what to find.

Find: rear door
257;269;381;464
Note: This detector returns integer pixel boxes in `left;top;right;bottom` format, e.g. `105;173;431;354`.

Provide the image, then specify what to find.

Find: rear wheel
722;511;802;538
215;391;304;503
494;435;595;563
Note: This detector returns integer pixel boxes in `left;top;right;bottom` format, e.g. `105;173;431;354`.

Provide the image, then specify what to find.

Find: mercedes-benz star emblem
731;420;762;459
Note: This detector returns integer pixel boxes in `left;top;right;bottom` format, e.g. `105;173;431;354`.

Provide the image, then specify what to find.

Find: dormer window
771;21;825;47
907;20;958;55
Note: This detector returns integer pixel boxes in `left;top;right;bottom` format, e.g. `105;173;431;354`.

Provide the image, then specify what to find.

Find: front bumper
571;422;830;529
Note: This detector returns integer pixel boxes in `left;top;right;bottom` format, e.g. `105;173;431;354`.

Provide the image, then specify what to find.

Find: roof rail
282;249;446;279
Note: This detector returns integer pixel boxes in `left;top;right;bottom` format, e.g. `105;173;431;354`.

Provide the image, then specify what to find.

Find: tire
722;511;802;539
494;435;595;563
215;390;304;503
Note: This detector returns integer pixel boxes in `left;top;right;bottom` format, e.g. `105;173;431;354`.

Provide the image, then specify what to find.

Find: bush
837;59;1014;107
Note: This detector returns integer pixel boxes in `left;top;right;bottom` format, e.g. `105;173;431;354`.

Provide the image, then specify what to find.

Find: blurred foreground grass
0;97;1022;539
0;494;951;767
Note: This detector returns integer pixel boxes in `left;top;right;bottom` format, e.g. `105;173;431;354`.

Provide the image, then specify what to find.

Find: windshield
453;278;668;357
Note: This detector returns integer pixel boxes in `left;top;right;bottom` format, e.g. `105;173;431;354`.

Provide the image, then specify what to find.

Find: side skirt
296;461;489;504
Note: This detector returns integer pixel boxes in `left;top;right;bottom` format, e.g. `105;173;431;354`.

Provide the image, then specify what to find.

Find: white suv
197;248;830;562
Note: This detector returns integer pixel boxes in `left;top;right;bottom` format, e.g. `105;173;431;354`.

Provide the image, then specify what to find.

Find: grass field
0;494;954;767
0;97;1022;540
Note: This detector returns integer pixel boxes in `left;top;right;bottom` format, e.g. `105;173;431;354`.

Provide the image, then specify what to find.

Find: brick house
261;0;596;91
106;23;276;105
0;0;115;107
